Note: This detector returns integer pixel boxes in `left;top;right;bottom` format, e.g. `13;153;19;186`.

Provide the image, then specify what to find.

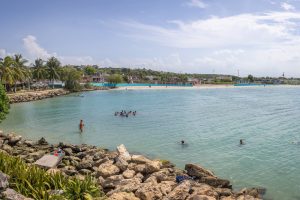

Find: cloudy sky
1;0;300;77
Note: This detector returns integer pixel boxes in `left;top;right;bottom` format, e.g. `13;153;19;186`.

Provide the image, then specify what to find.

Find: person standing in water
79;120;84;133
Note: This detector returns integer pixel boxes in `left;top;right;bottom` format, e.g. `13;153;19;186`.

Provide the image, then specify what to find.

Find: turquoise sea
1;87;300;200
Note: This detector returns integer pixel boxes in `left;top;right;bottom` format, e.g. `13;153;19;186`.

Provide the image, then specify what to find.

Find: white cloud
0;49;7;58
281;2;295;10
22;35;94;65
185;0;207;9
23;35;54;59
117;11;300;76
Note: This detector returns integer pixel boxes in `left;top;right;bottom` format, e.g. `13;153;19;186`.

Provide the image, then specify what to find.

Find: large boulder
188;195;216;200
116;144;131;161
97;161;120;178
108;192;140;200
158;181;176;196
145;161;161;174
115;156;128;171
0;172;9;190
185;164;215;178
107;178;143;195
37;137;48;145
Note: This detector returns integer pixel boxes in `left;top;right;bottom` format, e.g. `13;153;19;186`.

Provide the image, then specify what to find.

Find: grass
0;151;106;200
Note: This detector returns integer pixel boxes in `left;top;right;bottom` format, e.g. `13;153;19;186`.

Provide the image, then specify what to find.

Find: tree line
0;55;83;92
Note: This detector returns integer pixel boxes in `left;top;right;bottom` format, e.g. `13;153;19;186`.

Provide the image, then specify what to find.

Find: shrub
0;84;9;122
0;152;104;200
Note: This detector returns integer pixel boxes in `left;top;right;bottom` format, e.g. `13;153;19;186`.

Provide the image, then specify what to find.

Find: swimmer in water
79;120;84;133
181;140;185;145
240;139;244;145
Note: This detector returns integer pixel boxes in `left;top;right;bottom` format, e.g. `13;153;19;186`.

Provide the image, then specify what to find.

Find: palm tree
33;58;48;81
12;54;28;92
46;57;60;89
0;56;15;91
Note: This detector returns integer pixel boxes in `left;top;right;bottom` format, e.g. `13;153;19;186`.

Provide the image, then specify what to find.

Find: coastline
0;131;263;200
113;84;300;91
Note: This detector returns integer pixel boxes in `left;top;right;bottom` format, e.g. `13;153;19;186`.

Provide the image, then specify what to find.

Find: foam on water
1;87;300;200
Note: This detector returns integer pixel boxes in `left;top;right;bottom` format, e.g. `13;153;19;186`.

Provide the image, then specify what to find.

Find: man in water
181;140;185;145
79;120;84;133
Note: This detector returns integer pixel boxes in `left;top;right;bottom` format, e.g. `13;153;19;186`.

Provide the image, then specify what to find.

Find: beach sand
113;84;300;90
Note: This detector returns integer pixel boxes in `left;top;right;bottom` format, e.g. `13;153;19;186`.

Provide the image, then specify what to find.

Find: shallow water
1;87;300;199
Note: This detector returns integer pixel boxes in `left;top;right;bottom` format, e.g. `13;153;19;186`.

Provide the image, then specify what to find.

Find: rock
93;157;110;167
23;140;35;147
188;183;218;199
188;195;216;200
158;181;176;196
215;188;232;197
0;172;9;190
97;161;120;178
165;180;191;200
115;156;128;171
134;164;147;173
76;161;92;170
116;144;131;161
145;161;161;174
63;148;73;156
2;188;33;200
79;169;92;175
2;145;13;154
102;175;124;189
144;176;157;184
28;151;45;160
122;169;135;179
185;164;215;178
7;134;22;146
108;192;140;200
37;137;48;145
151;168;175;182
131;155;152;164
107;178;143;195
200;176;231;188
135;182;163;200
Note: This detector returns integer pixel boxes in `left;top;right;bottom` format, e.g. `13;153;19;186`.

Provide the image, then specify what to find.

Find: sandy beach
113;84;300;90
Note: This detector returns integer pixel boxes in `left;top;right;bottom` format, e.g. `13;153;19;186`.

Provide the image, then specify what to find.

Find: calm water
1;87;300;200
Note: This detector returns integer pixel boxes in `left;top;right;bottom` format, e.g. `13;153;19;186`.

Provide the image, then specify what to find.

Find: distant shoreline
113;84;300;90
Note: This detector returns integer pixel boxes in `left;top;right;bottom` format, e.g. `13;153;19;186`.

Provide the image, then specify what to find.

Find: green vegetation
0;84;9;122
84;66;97;75
107;74;123;86
0;151;104;200
60;67;83;92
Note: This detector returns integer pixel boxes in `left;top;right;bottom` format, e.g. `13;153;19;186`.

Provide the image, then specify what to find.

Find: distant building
187;77;201;85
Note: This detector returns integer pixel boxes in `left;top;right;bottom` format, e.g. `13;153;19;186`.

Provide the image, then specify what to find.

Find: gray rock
37;137;48;145
97;161;120;178
122;169;135;179
63;148;73;156
102;175;124;189
76;161;92;170
115;156;128;172
200;176;231;188
116;144;131;161
0;172;9;190
131;155;151;164
2;188;33;200
185;164;215;178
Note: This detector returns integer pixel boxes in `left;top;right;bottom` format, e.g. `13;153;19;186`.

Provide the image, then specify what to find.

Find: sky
1;0;300;77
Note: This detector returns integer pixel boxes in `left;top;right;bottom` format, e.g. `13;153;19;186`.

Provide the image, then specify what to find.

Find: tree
248;74;254;83
84;66;97;75
0;56;15;91
60;67;82;92
12;54;28;92
33;58;48;81
46;57;61;88
0;84;9;122
107;74;123;87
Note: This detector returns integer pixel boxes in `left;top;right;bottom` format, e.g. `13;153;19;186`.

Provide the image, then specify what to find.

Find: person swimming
240;139;244;145
79;120;84;133
181;140;185;145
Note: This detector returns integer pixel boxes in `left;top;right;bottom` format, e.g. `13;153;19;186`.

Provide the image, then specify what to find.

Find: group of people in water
114;110;137;117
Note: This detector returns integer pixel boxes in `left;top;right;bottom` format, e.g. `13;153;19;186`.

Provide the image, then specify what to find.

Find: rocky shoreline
7;89;70;104
0;132;264;200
